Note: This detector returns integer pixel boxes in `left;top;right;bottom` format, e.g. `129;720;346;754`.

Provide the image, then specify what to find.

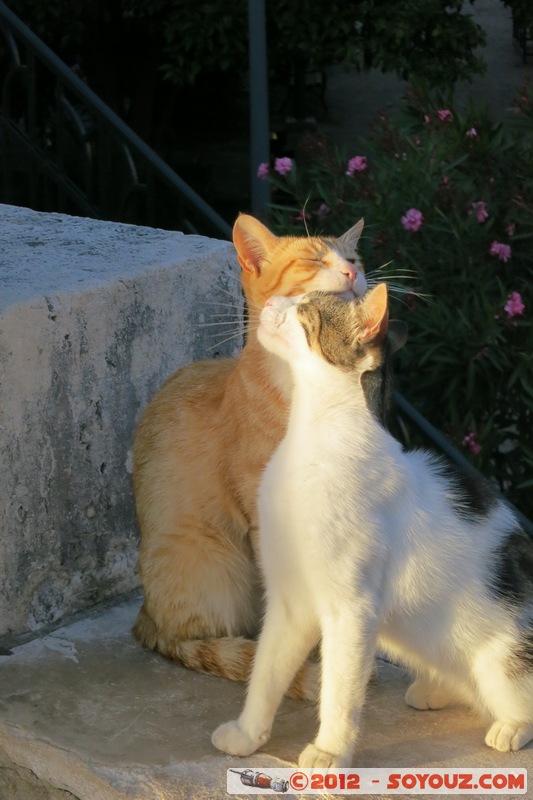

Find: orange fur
132;214;365;699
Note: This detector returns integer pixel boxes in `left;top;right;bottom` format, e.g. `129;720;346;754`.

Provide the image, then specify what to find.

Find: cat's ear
359;283;389;345
338;218;364;253
388;320;408;353
233;214;279;274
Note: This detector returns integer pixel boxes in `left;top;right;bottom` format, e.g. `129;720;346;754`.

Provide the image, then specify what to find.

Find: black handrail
0;1;232;238
394;392;533;538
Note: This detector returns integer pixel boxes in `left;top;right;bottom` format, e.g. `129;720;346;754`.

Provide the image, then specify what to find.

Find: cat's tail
132;603;318;702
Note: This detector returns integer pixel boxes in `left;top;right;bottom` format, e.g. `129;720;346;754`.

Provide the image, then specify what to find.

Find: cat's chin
337;278;367;301
353;273;368;297
257;326;288;359
337;288;358;302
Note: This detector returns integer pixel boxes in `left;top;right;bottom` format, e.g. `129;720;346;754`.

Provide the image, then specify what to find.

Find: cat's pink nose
264;298;274;307
341;263;358;281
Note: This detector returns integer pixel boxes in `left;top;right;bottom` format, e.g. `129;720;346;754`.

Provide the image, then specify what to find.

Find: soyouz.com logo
226;767;527;795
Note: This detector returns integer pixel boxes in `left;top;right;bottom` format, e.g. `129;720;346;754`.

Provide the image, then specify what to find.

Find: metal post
248;0;270;219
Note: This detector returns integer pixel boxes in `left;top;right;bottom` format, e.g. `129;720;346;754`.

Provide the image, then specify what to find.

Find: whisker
365;268;418;280
369;260;396;271
201;301;244;308
197;321;245;327
206;330;246;350
366;275;427;296
369;268;418;277
367;276;420;286
387;284;430;297
387;287;432;303
365;260;417;273
387;294;415;310
303;196;311;237
203;313;244;319
215;286;245;301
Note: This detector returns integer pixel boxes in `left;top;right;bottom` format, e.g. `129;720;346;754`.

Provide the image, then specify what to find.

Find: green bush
8;0;486;90
155;0;485;89
260;83;533;519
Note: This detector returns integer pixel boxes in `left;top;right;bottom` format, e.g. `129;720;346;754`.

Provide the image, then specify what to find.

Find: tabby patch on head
296;286;406;373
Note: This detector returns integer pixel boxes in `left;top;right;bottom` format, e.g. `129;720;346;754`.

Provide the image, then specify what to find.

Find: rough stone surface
0;597;531;800
0;204;242;640
0;748;79;800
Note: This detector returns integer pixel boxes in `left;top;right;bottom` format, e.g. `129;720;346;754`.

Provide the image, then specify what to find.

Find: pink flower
489;241;512;262
346;155;368;176
470;201;489;224
504;291;525;318
437;109;453;122
506;222;516;236
257;162;269;179
462;431;482;456
274;157;293;176
424;114;431;124
317;203;330;217
401;208;424;232
296;209;311;222
466;127;478;138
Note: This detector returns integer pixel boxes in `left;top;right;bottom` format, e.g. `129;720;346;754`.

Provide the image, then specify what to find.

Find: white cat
212;284;533;767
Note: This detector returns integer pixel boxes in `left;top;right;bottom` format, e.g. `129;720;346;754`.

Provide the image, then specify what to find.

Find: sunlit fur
132;213;366;698
212;286;533;766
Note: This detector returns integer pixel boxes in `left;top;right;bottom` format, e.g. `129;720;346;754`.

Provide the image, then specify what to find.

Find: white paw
485;720;533;752
298;743;351;769
211;720;264;757
405;678;455;710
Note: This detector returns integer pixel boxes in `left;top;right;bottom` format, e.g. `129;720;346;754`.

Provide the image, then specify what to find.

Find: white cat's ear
388;320;408;353
359;282;389;344
233;214;279;274
338;218;364;252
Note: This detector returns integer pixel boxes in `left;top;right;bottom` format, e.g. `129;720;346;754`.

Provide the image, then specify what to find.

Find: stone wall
0;205;242;640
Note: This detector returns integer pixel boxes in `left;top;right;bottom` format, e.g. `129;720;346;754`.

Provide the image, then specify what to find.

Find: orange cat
132;213;366;698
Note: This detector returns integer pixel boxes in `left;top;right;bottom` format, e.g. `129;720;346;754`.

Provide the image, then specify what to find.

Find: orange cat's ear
338;218;364;253
232;214;279;274
359;283;389;344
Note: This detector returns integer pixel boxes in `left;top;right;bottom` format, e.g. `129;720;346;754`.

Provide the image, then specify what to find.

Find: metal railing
394;392;533;537
0;1;231;238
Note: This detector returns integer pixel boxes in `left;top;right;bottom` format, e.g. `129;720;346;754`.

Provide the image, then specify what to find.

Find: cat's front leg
212;601;317;757
298;604;377;768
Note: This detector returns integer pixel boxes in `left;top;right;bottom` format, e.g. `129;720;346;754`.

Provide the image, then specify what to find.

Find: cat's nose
341;263;358;282
264;298;274;307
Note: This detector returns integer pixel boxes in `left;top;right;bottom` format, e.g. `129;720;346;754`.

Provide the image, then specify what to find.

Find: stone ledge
0;204;242;640
0;597;531;800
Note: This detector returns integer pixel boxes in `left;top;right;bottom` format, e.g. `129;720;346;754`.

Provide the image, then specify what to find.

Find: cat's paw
211;720;265;757
298;743;351;769
485;720;533;752
405;678;456;710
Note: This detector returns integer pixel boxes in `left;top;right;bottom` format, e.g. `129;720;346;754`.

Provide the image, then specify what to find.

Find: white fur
212;296;533;765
